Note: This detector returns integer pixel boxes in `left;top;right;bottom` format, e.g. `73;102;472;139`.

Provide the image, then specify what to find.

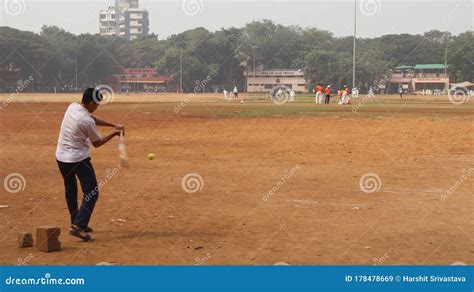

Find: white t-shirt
55;103;101;163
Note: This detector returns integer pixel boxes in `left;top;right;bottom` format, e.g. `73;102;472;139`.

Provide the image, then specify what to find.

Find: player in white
289;89;296;102
367;87;375;98
398;86;403;99
223;89;228;100
339;86;349;105
351;87;359;98
233;86;238;99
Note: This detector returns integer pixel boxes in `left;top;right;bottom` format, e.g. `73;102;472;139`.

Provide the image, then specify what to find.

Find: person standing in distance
398;86;403;99
324;85;331;104
315;84;324;104
233;86;239;99
56;88;125;242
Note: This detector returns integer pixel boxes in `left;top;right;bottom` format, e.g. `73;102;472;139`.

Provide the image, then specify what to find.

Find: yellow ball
147;153;156;160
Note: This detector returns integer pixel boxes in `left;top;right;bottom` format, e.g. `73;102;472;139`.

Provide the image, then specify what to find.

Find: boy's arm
92;130;121;148
92;116;125;132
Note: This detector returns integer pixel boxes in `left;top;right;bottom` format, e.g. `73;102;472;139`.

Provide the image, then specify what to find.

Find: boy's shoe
69;225;93;242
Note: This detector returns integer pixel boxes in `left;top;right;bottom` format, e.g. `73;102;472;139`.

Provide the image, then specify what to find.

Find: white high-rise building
119;0;139;9
99;0;149;41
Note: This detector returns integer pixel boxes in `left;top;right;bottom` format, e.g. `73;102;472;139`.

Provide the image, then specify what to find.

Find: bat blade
118;131;129;167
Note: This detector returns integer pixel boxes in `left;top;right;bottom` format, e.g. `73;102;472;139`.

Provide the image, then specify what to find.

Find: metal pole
353;0;357;89
444;43;448;76
179;49;183;93
253;49;256;77
75;54;78;90
444;40;448;91
253;49;256;93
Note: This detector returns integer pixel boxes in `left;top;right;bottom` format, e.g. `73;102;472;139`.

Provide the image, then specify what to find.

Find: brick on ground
18;232;34;248
36;226;61;252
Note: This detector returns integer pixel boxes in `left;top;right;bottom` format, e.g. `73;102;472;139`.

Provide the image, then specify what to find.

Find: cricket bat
118;131;129;167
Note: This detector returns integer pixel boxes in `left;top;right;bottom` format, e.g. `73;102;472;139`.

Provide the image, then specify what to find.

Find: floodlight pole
444;43;448;76
353;0;357;89
179;49;183;93
75;54;78;90
253;49;256;79
253;48;256;92
444;39;449;91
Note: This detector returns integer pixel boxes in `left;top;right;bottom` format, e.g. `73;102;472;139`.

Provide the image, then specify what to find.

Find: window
264;84;273;89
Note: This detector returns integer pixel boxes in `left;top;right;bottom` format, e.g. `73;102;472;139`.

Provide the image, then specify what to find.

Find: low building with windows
388;64;449;93
111;68;176;92
244;68;307;93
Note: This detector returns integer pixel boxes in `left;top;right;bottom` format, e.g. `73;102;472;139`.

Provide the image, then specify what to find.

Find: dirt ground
0;93;472;265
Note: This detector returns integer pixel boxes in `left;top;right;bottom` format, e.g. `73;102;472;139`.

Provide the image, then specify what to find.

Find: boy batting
56;88;125;242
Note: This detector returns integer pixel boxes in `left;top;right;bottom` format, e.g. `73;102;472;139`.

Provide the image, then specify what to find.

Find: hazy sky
0;0;472;39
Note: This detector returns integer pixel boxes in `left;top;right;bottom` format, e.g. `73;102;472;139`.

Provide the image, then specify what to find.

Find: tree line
0;20;472;93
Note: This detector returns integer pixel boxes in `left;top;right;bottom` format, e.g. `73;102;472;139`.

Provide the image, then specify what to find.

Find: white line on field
286;199;369;208
381;188;444;195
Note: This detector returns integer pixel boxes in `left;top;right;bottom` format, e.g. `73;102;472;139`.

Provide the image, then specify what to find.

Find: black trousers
325;94;331;104
57;158;99;229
